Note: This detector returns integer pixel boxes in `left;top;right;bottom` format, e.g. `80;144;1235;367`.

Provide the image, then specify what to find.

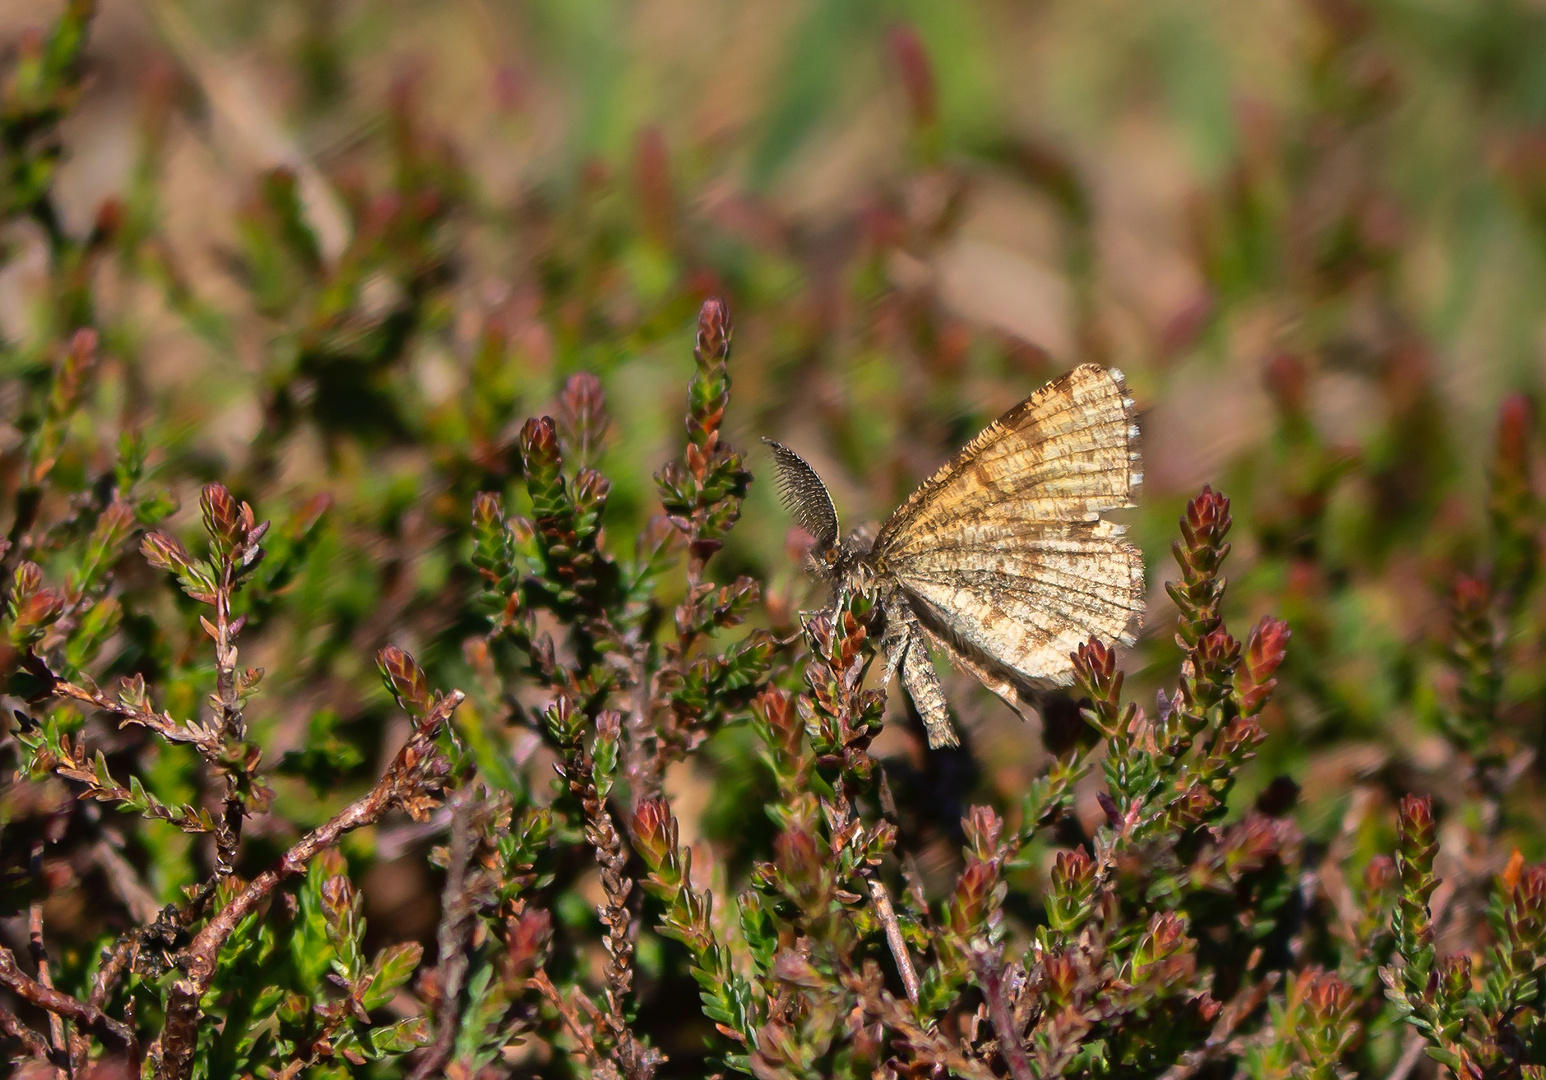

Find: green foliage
7;1;1546;1078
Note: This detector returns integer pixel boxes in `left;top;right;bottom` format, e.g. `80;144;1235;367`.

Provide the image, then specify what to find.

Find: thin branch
79;926;143;1072
408;793;477;1080
533;967;601;1070
208;532;250;876
54;678;222;757
1384;1034;1428;1080
155;689;463;1080
559;710;656;1079
844;968;996;1080
1158;974;1278;1080
0;1002;52;1060
589;789;649;1076
0;947;137;1054
28;843;67;1074
971;947;1033;1080
865;876;919;1005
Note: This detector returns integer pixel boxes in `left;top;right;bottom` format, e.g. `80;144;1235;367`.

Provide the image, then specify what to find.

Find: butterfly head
806;534;875;587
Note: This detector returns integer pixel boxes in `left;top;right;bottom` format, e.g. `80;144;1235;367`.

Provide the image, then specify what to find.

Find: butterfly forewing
872;364;1144;687
875;365;1139;552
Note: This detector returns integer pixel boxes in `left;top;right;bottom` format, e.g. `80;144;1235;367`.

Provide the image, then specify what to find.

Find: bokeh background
7;0;1546;1048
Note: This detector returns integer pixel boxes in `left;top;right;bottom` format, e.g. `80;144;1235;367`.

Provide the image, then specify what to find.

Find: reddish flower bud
695;298;731;364
1301;968;1356;1027
377;645;432;720
1397;794;1435;852
1238;616;1291;716
557;372;609;467
753;687;801;758
630;797;678;873
886;24;937;130
1182;485;1232;552
471;491;504;535
1071;637;1118;702
1051;848;1095;891
962;806;1003;863
140;530;192;576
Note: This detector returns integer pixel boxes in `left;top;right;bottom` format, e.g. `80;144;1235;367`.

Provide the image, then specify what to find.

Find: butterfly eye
823;548;839;565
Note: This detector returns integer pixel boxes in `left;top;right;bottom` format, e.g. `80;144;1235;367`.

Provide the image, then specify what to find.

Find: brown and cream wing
872;364;1144;684
873;364;1140;554
893;520;1144;685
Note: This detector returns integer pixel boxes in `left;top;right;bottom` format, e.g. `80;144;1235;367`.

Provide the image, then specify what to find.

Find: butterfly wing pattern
767;364;1145;749
870;364;1144;746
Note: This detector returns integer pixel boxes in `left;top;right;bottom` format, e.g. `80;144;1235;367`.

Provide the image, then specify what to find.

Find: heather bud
140;530;193;576
7;562;63;647
377;645;432;720
775;824;829;912
1182;485;1232;555
504;907;552;985
1237;616;1291;716
540;696;583;750
753;687;803;761
1071;637;1118;703
631;797;678;875
519;417;564;511
886;24;937;130
695;298;730;365
1169;485;1233;651
962;806;1003;864
1509;863;1546;951
592;710;621;799
471;491;504;537
200;482;256;555
1397;794;1436;860
556;372;609;468
1048;848;1097;933
10;562;42;609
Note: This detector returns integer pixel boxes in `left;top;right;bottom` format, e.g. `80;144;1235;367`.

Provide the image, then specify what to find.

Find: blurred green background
8;0;1546;979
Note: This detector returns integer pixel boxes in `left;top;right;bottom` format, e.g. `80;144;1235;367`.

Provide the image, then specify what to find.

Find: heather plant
6;1;1546;1079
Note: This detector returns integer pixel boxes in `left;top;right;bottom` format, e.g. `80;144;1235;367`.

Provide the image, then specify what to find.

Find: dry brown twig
971;946;1033;1080
0;1000;51;1061
843;965;996;1080
0;946;137;1057
27;844;67;1069
864;875;920;1006
533;967;603;1070
408;792;478;1080
557;707;658;1079
154;687;464;1080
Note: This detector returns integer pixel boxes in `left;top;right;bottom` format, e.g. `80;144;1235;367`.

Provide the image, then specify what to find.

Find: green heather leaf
360;942;422;1011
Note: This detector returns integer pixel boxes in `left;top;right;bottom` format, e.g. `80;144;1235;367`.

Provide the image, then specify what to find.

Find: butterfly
765;364;1145;748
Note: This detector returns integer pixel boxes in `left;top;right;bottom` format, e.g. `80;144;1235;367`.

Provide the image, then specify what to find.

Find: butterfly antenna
762;439;840;549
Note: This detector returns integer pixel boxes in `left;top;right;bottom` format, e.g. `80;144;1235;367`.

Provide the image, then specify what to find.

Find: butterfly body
767;364;1144;748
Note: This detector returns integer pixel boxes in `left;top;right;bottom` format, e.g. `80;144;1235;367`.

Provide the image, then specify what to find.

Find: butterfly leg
879;607;908;688
884;601;958;749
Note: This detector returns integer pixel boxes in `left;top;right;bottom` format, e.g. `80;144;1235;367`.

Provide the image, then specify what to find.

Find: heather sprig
1164;486;1239;757
1381;793;1470;1068
632;795;757;1067
655;298;753;579
10;0;1546;1074
799;587;885;786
